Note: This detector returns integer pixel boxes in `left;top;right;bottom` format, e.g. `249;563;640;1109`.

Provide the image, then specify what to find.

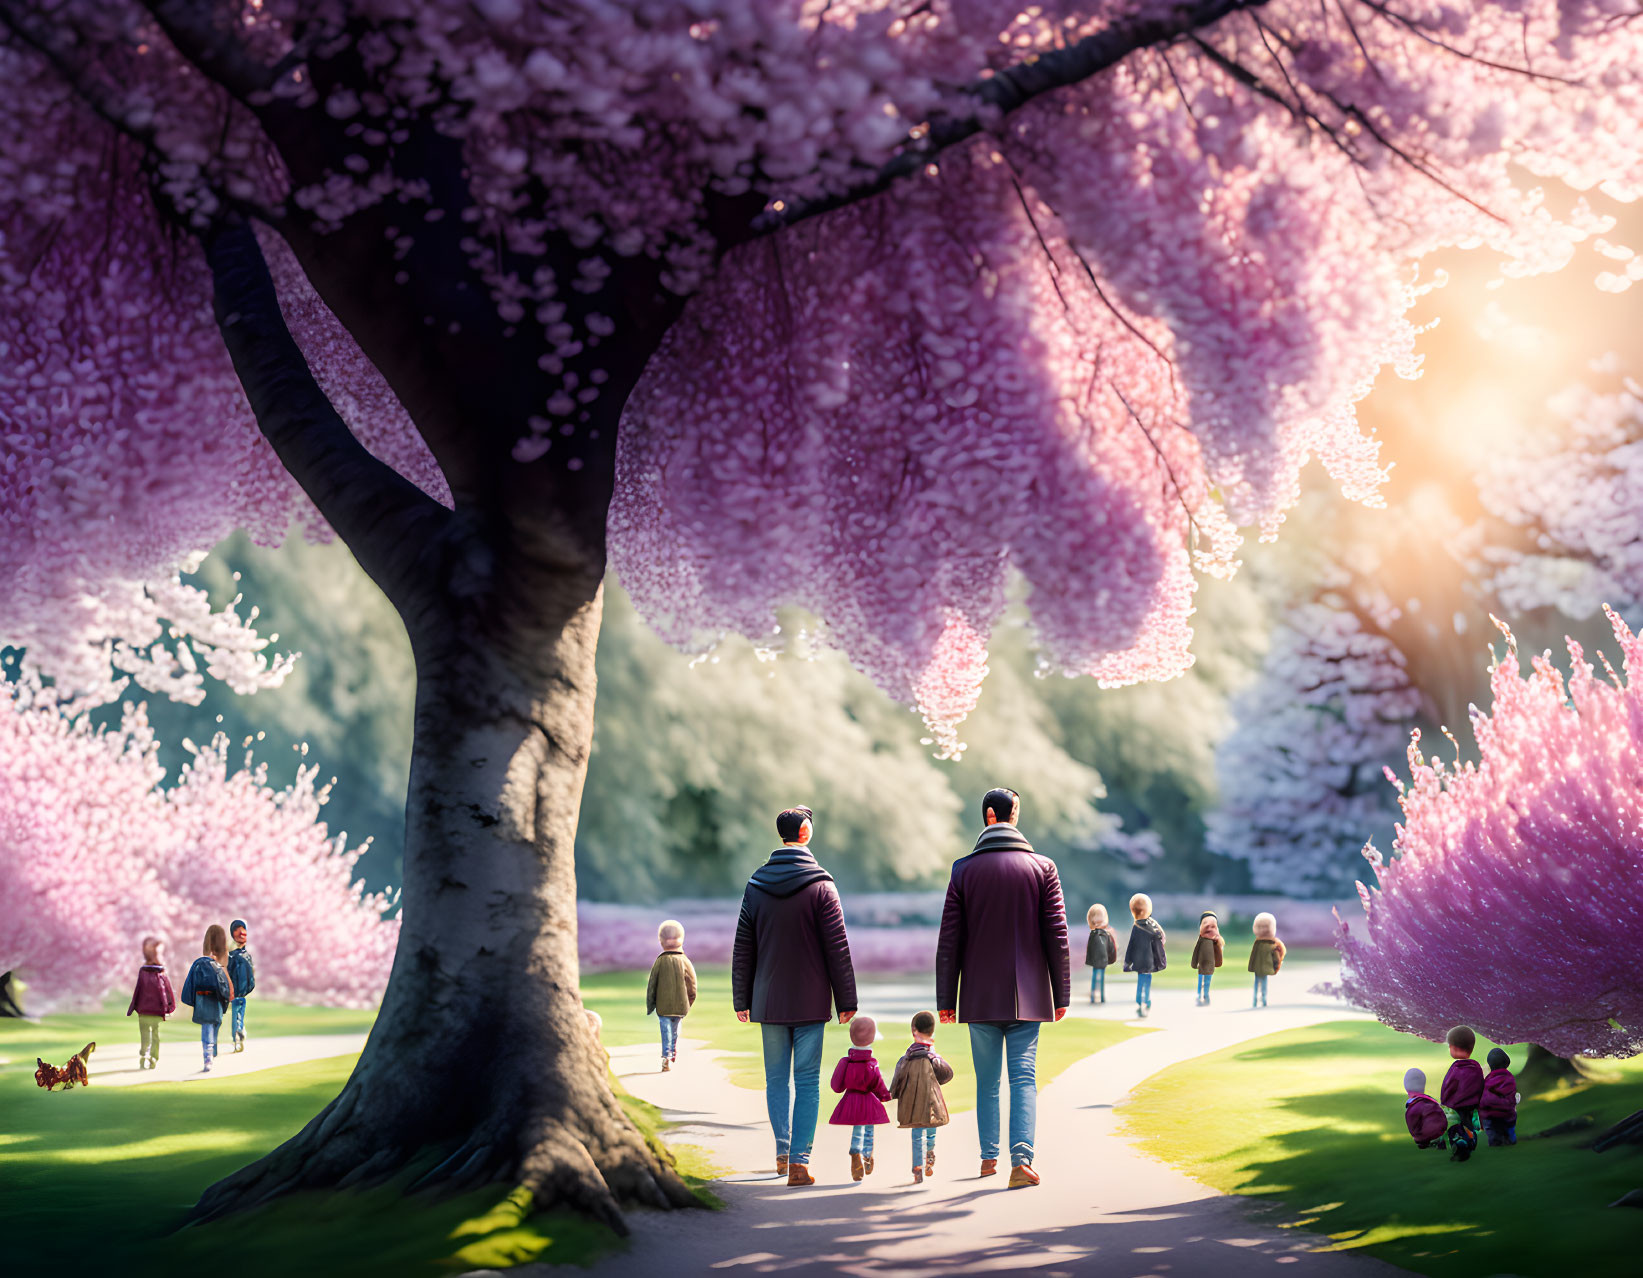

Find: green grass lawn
1120;1018;1643;1278
1;998;709;1276
581;966;1147;1112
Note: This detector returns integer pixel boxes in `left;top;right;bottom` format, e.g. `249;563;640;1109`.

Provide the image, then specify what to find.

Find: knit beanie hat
1403;1068;1426;1093
230;919;247;935
1486;1048;1509;1071
1200;911;1218;922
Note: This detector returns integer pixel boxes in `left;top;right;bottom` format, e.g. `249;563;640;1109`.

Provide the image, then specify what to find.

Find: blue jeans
659;1015;681;1058
1196;973;1213;1000
911;1126;937;1168
969;1021;1040;1167
200;1021;218;1062
1253;974;1268;1005
231;997;246;1040
1090;968;1105;999
1483;1118;1516;1146
1135;971;1153;1007
849;1124;876;1155
761;1022;825;1166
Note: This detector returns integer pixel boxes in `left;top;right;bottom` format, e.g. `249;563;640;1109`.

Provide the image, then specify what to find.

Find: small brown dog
35;1042;96;1090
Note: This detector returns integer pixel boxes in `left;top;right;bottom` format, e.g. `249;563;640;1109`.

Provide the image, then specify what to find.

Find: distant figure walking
733;806;858;1186
936;787;1070;1189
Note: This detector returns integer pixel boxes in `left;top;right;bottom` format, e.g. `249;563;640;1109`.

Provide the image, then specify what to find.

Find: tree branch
741;0;1271;242
203;216;452;614
140;0;282;97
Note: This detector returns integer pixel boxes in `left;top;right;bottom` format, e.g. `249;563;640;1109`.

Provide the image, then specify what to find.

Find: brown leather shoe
851;1151;864;1182
787;1163;815;1186
863;1155;875;1175
979;1159;998;1177
925;1151;936;1177
913;1166;924;1184
775;1155;787;1175
1007;1163;1040;1189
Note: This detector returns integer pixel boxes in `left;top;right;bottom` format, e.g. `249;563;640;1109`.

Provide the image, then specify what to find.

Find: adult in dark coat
733;806;857;1185
936;787;1070;1188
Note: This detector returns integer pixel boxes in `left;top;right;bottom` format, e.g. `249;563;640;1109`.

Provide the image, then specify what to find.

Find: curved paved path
564;963;1402;1277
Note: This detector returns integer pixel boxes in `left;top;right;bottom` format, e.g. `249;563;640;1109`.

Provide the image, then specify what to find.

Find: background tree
1336;612;1643;1059
0;676;394;1012
3;0;1642;1232
1208;577;1429;896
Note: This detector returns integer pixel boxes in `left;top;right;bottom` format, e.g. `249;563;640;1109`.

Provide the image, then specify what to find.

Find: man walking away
733;806;858;1186
936;787;1070;1188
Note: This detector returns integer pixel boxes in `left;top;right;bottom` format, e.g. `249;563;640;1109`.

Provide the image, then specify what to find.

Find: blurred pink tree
2;0;1642;1227
0;678;395;1012
1336;611;1643;1058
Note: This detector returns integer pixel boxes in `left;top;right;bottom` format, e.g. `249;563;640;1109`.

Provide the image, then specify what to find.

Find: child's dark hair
1446;1025;1476;1053
911;1010;936;1036
1487;1047;1510;1071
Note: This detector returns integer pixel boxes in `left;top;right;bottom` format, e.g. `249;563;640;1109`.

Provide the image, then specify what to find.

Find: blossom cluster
1208;592;1425;895
1334;612;1643;1057
0;678;399;1011
1477;380;1643;618
2;1;1642;749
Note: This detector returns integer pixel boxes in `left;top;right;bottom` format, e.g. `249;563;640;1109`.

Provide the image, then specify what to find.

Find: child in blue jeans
889;1011;953;1185
226;919;255;1052
1123;894;1167;1018
178;924;234;1072
645;920;698;1071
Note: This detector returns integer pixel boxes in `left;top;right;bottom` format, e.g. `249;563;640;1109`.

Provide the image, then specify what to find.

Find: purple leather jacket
935;824;1071;1023
731;847;858;1025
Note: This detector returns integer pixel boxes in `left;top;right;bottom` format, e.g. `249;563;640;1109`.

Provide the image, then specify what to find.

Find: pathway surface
563;964;1402;1278
83;1031;369;1087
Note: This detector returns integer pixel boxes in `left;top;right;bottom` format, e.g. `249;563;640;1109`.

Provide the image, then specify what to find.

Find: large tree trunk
191;552;694;1228
0;970;22;1018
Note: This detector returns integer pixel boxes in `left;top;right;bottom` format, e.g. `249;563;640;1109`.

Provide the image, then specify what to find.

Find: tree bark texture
192;220;694;1229
193;556;695;1227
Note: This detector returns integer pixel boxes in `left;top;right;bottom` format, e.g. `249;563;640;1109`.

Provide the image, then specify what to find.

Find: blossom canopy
3;0;1643;745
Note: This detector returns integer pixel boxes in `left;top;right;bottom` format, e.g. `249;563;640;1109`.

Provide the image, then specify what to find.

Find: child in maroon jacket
830;1015;891;1181
1480;1047;1520;1146
1440;1025;1485;1134
1403;1068;1447;1148
126;936;177;1071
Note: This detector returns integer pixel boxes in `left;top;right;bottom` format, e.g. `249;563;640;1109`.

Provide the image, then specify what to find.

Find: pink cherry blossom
0;676;397;1012
1334;611;1643;1057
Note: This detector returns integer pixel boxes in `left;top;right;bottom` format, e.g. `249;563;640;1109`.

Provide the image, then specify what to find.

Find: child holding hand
889;1010;953;1185
830;1015;891;1181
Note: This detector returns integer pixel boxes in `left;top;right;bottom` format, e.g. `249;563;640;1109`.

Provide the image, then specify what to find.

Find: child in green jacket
646;920;698;1071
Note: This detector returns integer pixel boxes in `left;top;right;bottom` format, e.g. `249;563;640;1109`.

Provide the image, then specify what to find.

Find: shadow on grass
1123;1018;1643;1278
3;1026;718;1277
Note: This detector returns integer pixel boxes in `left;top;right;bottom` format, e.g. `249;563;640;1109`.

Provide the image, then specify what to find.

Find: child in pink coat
830;1014;891;1181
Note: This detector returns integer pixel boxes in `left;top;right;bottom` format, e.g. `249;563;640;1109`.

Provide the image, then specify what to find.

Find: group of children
126;921;256;1072
1086;895;1286;1016
1403;1025;1521;1161
828;1011;954;1184
644;919;952;1184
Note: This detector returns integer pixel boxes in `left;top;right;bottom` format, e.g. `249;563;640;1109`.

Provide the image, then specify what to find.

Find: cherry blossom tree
1208;581;1428;895
1336;611;1643;1058
1477;379;1643;619
0;677;395;1013
3;0;1643;1229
